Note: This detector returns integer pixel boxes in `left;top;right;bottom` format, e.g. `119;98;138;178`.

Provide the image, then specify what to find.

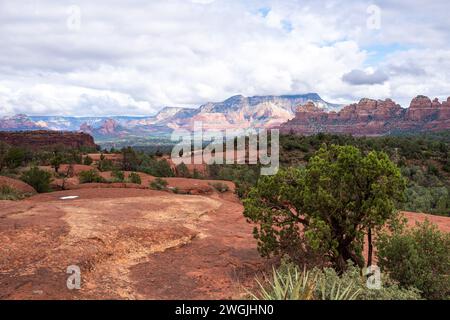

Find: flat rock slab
0;188;264;300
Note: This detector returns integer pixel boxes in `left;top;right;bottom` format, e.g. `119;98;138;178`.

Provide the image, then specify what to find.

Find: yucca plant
248;265;317;300
248;261;362;300
317;276;361;300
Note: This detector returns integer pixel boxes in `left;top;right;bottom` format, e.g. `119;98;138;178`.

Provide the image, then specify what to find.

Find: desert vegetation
1;133;449;300
243;142;450;300
249;259;421;300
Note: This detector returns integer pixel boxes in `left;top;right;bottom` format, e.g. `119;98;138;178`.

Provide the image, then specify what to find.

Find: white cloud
0;0;449;115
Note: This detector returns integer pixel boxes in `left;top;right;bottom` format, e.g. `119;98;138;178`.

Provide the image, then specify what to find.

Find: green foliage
111;169;125;182
208;163;260;198
79;170;105;184
4;147;27;169
377;220;450;299
150;177;169;190
176;162;191;178
192;169;202;179
21;167;52;193
122;147;141;171
0;185;29;200
128;172;142;185
138;158;174;177
83;155;93;166
319;264;421;300
244;145;406;272
210;182;229;193
0;142;10;172
278;133;450;216
249;263;318;300
97;158;114;172
249;260;421;300
50;151;64;173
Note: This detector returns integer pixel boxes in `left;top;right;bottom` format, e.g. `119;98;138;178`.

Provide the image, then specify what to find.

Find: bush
150;177;168;190
5;147;27;169
249;260;421;300
0;142;10;172
111;170;125;182
138;158;174;177
377;220;450;299
83;155;93;166
97;158;114;172
79;170;105;184
193;169;203;179
0;185;29;200
21;167;52;193
210;182;229;193
176;163;191;178
128;172;142;185
122;147;141;171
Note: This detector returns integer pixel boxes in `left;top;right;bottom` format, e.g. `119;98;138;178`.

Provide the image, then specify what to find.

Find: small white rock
59;196;79;200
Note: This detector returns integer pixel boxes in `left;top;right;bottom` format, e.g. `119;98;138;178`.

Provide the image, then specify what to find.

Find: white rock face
1;93;342;136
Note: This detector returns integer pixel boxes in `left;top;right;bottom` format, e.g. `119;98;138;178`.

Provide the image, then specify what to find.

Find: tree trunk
334;244;364;273
367;227;373;267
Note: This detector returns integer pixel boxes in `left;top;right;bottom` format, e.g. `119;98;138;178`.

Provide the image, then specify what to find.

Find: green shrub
319;264;421;300
0;185;29;200
138;159;174;177
128;172;142;185
97;158;114;172
249;260;421;300
83;155;93;166
21;167;52;193
248;260;361;300
176;163;191;178
171;187;180;194
122;147;141;171
150;177;168;190
377;220;450;299
249;262;318;300
79;170;105;184
111;170;125;182
5;147;27;169
193;169;203;179
210;182;229;193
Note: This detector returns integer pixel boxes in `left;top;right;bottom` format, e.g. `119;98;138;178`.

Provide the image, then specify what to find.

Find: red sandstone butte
280;95;450;136
0;130;98;149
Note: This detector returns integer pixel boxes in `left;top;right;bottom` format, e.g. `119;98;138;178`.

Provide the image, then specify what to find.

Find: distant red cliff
279;95;450;136
0;130;98;149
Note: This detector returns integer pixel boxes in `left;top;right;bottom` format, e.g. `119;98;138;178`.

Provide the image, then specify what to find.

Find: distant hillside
0;130;98;150
280;95;450;136
0;93;340;139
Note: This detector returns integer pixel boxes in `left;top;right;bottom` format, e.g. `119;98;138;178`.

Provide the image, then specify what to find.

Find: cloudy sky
1;0;449;116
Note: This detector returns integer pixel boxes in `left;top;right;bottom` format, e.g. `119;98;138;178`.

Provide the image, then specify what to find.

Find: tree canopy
243;144;406;272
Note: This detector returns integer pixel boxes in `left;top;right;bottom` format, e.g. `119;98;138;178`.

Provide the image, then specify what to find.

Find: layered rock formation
0;130;98;149
0;94;341;138
280;96;450;136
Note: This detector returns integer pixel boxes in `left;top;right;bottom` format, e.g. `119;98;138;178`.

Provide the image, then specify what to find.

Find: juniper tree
243;145;406;272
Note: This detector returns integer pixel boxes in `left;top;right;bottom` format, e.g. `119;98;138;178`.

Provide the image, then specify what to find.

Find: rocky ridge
280;95;450;136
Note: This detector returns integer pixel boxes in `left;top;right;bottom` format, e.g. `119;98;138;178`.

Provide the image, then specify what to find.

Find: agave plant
248;264;317;300
317;276;361;300
248;262;362;300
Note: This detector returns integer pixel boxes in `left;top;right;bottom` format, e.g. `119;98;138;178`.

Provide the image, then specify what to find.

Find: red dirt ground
0;187;265;300
0;176;36;194
1;171;449;300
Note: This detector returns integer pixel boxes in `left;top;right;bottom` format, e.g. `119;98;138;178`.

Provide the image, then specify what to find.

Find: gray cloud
342;69;389;85
0;0;450;115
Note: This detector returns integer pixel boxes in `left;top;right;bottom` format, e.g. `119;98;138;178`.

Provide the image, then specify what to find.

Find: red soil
0;187;264;299
1;164;449;300
0;176;36;194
